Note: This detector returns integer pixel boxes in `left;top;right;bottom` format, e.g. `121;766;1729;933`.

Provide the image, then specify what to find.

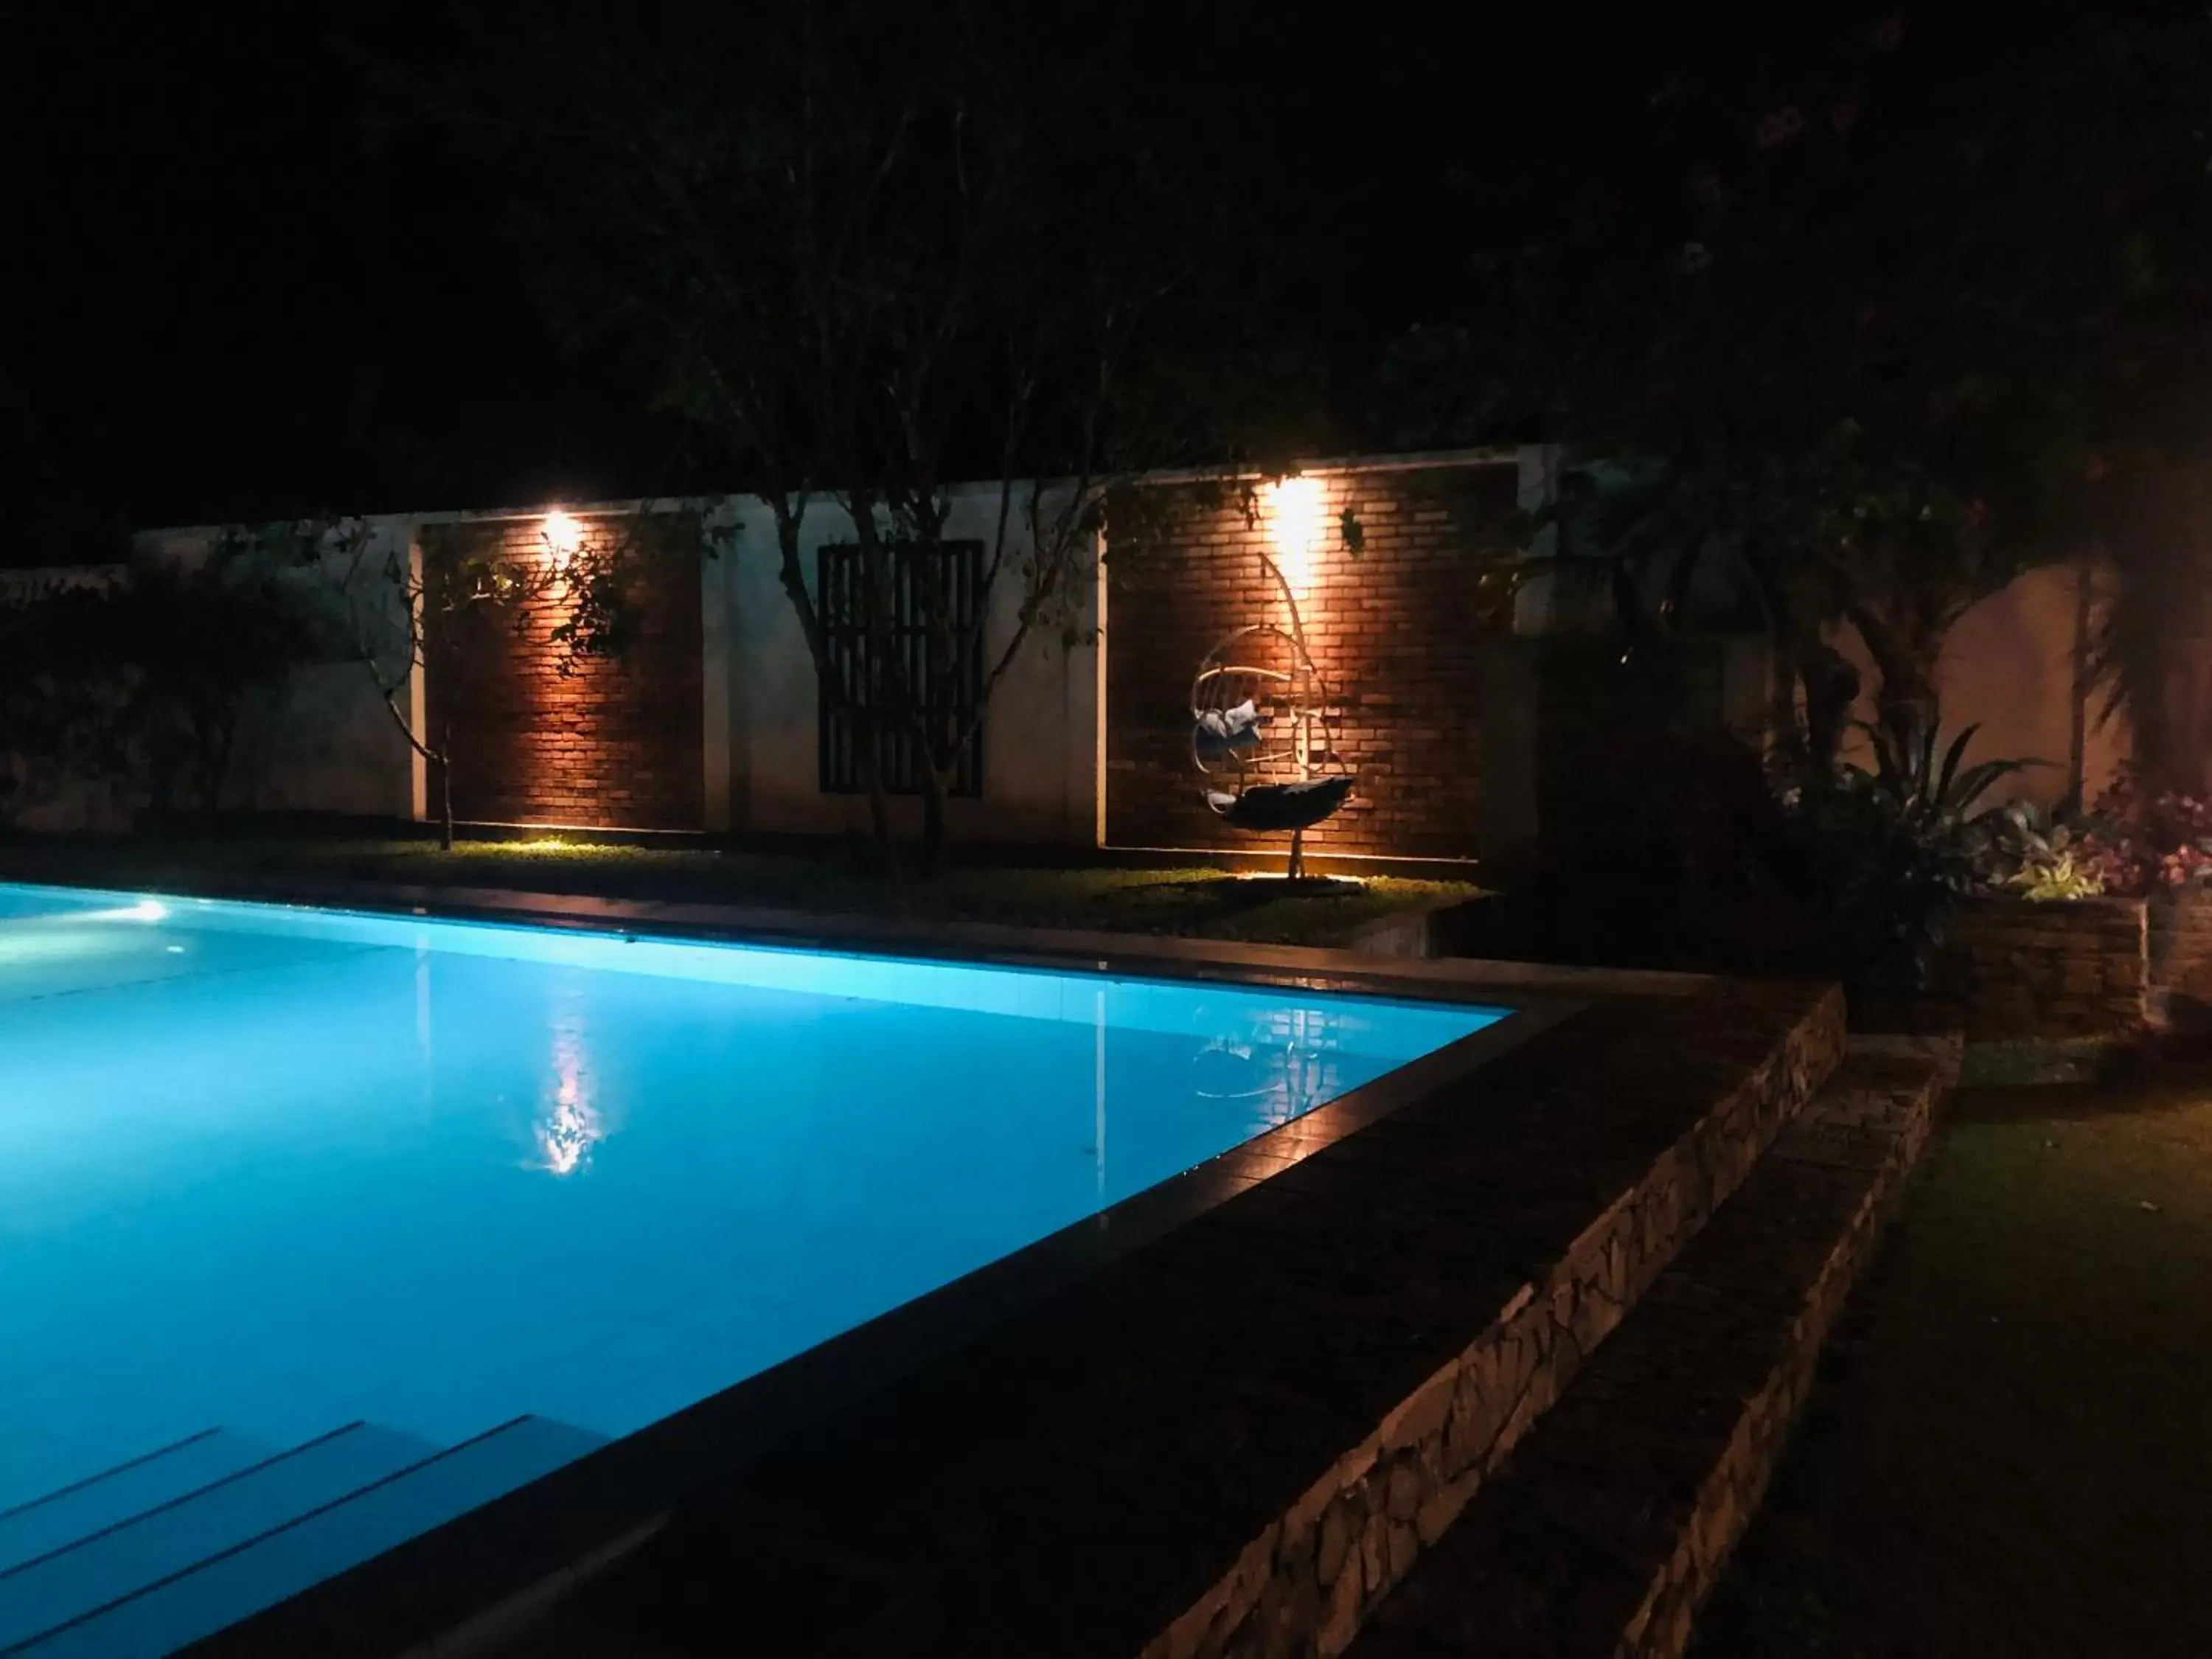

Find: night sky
14;1;1910;557
15;4;668;552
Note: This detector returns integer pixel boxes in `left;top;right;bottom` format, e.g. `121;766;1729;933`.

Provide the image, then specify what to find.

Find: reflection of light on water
414;948;432;1065
537;1088;604;1177
1192;1007;1346;1127
1094;987;1108;1198
0;901;177;967
532;1008;608;1176
77;900;170;923
1260;1047;1326;1127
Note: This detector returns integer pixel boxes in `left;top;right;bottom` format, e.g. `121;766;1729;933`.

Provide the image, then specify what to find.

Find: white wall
1832;561;2125;810
139;522;420;821
42;495;1098;844
0;566;127;832
74;487;2129;844
709;487;1101;846
230;660;416;818
1;527;419;833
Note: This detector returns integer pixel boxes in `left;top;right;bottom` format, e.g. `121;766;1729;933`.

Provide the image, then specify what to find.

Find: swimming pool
0;880;1502;1655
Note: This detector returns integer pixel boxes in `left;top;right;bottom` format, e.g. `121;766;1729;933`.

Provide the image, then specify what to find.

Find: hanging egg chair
1190;566;1352;879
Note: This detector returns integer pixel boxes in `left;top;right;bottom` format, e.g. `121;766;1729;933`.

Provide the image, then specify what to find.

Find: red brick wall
1105;464;1516;858
422;517;704;830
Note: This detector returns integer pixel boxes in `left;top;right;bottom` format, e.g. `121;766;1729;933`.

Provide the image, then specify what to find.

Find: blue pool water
0;881;1499;1653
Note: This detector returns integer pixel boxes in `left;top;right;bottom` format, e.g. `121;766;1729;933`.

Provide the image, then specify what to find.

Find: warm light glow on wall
541;509;585;562
1267;476;1326;595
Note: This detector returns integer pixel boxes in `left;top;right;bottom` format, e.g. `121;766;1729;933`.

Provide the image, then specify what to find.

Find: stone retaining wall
2150;889;2212;1015
422;516;705;830
1346;1037;1954;1659
1621;1047;1948;1657
1144;986;1847;1659
1929;894;2146;1039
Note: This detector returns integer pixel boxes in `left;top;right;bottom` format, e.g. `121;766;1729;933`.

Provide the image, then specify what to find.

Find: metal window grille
817;541;985;797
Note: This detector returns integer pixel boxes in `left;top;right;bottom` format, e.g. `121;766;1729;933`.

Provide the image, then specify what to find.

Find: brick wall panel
422;519;704;830
1105;465;1512;859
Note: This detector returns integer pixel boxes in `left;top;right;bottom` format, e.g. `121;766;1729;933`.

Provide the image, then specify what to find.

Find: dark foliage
1388;8;2212;763
1783;716;2034;990
0;540;334;826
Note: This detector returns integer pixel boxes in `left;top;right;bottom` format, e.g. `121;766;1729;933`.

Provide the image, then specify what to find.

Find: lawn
0;835;1481;949
1696;1053;2212;1659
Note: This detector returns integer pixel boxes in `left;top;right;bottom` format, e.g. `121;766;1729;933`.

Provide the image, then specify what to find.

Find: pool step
1;1416;606;1659
0;1433;277;1578
1343;1038;1954;1659
0;1424;436;1651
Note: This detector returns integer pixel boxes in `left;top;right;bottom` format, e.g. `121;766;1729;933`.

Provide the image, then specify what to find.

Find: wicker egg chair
1189;554;1352;879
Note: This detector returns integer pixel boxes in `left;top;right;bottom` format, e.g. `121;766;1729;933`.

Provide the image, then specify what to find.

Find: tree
321;512;647;849
115;528;338;820
0;540;327;830
0;579;133;830
478;3;1265;869
2082;456;2212;799
1384;8;2212;768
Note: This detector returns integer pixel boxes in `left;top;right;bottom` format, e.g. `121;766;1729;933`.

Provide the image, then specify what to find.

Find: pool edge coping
0;865;1715;1001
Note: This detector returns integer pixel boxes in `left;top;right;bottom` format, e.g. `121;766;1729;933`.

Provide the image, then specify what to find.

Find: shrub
2059;771;2212;895
1994;806;2108;900
2011;851;2107;902
1782;714;2034;989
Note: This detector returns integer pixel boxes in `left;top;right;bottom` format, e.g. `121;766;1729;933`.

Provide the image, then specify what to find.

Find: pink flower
1831;97;1860;135
2086;453;2112;483
1756;108;1806;149
1874;15;1905;52
1963;498;1989;529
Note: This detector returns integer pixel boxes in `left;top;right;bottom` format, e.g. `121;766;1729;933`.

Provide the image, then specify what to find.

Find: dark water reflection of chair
1192;1037;1329;1125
